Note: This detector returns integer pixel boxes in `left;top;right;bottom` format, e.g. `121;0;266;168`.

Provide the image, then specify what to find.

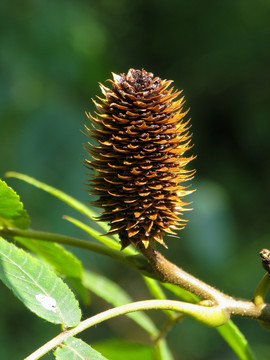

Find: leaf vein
0;245;65;321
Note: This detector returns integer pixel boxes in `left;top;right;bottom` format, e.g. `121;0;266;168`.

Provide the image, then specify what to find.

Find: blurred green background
1;0;270;359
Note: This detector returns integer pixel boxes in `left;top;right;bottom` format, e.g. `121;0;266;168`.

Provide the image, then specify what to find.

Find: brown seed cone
84;69;195;249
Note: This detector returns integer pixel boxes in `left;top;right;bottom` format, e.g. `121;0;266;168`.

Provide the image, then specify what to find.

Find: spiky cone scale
85;69;195;249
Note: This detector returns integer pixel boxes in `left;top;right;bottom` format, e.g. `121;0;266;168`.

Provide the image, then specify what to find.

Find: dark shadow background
1;0;270;359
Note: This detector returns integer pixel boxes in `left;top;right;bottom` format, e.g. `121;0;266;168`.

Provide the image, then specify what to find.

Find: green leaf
161;282;199;303
92;339;154;360
55;337;109;360
67;277;90;306
15;237;82;278
0;179;30;229
217;320;256;360
82;269;158;336
15;236;90;305
0;237;81;327
143;276;174;319
64;215;137;255
5;171;110;233
144;276;167;300
64;215;133;254
155;339;174;360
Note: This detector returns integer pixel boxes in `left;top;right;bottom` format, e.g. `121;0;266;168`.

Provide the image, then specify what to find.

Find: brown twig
139;244;270;324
